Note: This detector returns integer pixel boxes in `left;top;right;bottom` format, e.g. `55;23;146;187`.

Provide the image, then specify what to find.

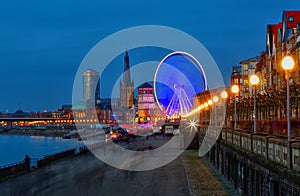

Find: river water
0;134;84;166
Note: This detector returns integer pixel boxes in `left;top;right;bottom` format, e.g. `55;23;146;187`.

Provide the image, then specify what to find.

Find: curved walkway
0;150;236;195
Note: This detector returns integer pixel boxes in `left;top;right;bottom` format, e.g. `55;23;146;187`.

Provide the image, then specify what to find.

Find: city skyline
1;0;299;112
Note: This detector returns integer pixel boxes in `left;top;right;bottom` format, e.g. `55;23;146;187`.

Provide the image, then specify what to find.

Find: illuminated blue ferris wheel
153;51;207;118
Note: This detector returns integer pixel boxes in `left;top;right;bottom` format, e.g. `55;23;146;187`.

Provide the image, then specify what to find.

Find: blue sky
0;0;299;112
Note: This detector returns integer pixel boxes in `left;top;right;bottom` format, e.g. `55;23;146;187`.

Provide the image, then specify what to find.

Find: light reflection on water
0;134;84;166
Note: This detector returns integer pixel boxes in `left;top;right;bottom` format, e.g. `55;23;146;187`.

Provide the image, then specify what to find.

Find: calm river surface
0;134;83;166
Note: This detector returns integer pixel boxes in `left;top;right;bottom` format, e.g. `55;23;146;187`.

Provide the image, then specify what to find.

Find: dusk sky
1;0;300;112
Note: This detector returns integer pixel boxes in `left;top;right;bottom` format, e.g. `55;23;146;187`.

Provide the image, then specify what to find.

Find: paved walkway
182;151;237;195
0;150;236;196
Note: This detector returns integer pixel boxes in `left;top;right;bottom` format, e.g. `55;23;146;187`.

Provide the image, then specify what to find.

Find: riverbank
0;134;83;167
0;128;72;137
0;150;235;195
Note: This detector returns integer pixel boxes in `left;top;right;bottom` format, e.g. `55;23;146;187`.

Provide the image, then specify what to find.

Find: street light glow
231;85;239;94
213;96;219;103
208;100;213;105
250;75;259;85
190;121;196;127
221;91;228;99
282;56;295;70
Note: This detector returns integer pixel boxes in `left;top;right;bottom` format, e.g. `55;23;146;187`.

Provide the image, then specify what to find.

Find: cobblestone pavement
182;151;237;196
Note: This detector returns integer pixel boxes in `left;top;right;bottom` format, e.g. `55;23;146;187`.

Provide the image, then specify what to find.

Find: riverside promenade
0;150;236;195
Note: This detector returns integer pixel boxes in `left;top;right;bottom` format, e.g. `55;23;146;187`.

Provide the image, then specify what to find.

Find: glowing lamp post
213;96;219;103
204;102;208;107
282;56;295;140
250;74;259;134
221;91;228;99
213;96;219;126
231;85;239;129
221;91;228;126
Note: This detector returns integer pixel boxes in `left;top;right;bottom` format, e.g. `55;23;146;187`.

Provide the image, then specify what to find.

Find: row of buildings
72;51;162;125
193;10;300;135
231;10;300;98
225;10;300;134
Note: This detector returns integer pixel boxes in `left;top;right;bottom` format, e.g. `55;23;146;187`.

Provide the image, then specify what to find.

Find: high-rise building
82;69;100;103
120;51;134;109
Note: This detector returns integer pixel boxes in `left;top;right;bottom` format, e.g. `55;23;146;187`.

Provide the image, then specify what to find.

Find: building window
289;16;294;22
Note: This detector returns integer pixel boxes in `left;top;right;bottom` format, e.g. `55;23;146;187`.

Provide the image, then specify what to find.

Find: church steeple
122;50;131;85
120;50;134;110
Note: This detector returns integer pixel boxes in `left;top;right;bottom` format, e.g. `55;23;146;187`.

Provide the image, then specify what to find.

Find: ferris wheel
166;84;193;117
153;51;207;118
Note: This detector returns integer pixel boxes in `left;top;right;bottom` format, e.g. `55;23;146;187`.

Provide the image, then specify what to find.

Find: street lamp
282;56;295;140
231;85;239;129
221;91;228;99
250;74;259;134
213;96;219;103
221;91;228;126
213;96;219;126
